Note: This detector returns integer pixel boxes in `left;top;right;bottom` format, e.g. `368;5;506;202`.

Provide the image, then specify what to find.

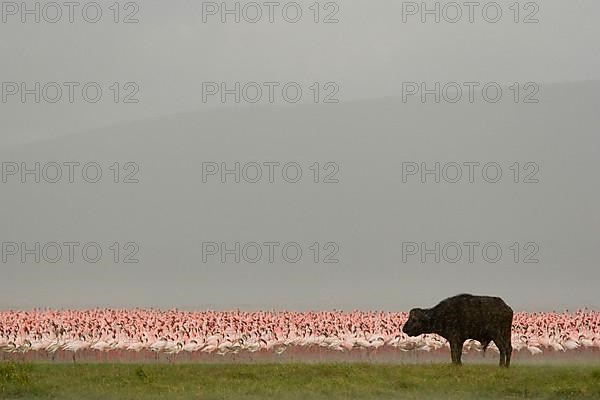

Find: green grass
1;362;600;399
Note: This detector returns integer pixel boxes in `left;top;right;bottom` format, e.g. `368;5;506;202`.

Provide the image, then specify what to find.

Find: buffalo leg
503;329;513;368
449;339;463;365
494;333;512;368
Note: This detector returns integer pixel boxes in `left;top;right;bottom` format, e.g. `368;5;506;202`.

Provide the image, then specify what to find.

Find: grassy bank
1;362;600;399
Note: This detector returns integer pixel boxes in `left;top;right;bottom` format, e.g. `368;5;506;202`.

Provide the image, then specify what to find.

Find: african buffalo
402;294;513;367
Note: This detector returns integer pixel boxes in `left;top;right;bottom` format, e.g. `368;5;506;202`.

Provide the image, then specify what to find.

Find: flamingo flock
0;309;598;361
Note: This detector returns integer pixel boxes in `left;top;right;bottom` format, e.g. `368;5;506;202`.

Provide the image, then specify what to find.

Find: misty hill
0;81;598;311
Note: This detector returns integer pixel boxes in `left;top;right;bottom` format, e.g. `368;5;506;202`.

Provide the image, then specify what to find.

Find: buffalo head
402;308;432;336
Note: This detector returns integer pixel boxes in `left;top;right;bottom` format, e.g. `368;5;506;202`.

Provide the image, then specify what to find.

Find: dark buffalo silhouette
402;294;513;367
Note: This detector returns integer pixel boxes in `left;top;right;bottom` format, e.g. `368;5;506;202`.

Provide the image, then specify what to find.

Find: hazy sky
0;1;599;311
